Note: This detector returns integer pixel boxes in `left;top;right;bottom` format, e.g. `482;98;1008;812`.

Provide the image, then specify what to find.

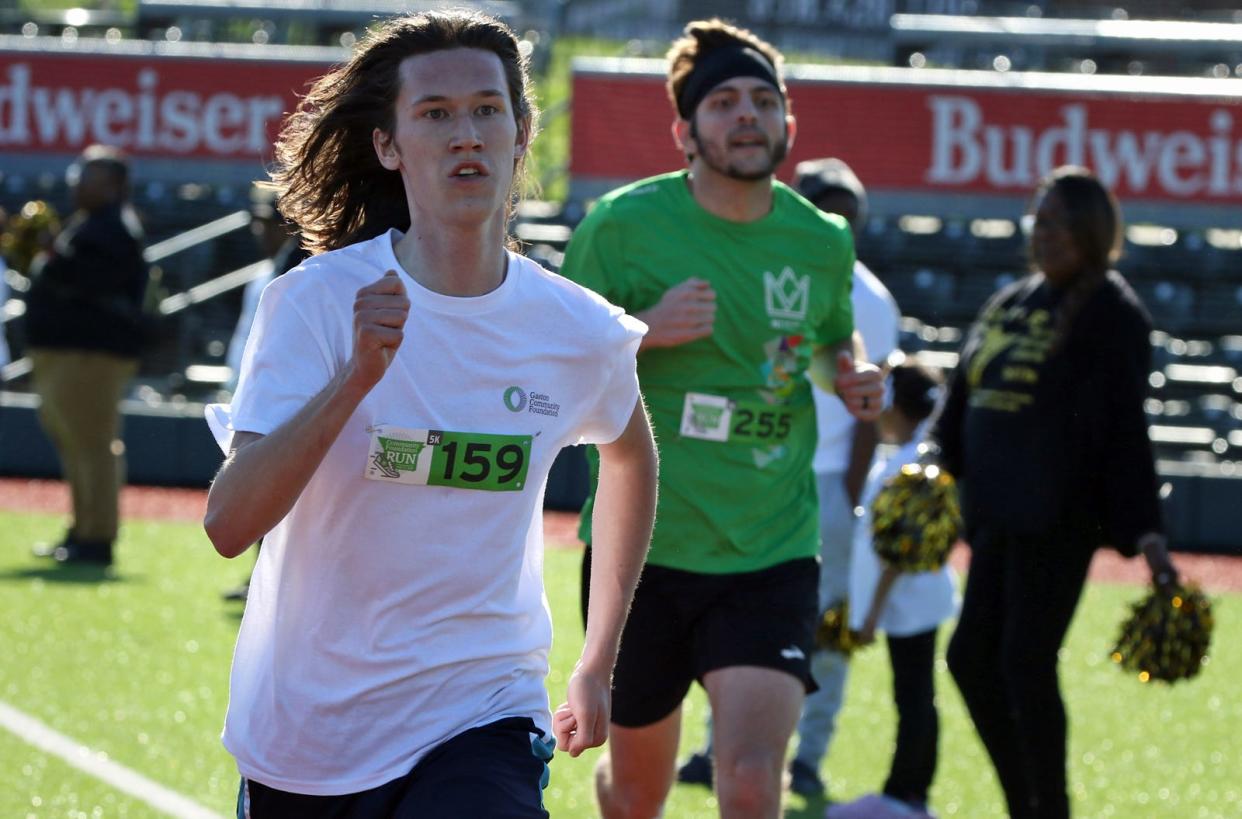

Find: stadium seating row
518;205;1242;338
873;265;1242;336
4;196;1237;469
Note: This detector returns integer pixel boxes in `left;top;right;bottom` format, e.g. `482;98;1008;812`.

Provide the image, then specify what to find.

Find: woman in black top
931;166;1178;819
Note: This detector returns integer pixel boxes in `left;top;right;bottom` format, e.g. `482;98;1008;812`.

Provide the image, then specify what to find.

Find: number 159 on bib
366;426;532;492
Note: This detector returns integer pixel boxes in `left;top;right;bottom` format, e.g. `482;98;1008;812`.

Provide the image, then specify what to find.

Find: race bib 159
365;425;531;491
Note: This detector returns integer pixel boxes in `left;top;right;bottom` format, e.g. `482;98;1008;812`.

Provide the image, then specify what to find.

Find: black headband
676;45;783;120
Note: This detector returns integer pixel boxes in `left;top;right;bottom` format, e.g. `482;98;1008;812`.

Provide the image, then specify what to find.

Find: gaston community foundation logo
504;386;528;413
504;385;560;417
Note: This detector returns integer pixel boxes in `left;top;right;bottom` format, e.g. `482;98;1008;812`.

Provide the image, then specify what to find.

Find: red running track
2;478;1238;593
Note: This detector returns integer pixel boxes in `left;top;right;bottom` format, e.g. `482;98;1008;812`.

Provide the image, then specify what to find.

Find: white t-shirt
848;435;959;637
811;261;900;474
206;230;644;795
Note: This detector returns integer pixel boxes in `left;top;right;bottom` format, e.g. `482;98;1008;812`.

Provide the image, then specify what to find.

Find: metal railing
1;209;256;383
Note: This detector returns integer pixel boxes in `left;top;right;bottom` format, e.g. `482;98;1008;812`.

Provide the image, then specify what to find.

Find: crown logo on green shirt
764;267;810;321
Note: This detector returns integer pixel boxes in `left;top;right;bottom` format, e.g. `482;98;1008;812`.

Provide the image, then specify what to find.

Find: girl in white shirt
829;361;958;819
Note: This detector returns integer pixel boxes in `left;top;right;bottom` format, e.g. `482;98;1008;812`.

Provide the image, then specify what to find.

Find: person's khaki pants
30;349;138;543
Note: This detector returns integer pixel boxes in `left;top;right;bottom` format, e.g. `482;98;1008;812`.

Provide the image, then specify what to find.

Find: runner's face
374;48;528;227
687;77;790;181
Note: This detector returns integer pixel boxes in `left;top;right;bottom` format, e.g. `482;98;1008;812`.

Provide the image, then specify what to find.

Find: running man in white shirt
203;11;657;817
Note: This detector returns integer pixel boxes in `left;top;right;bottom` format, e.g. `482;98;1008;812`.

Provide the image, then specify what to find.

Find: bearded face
686;78;791;182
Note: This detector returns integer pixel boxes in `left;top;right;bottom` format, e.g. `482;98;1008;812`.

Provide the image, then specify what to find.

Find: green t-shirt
563;171;855;574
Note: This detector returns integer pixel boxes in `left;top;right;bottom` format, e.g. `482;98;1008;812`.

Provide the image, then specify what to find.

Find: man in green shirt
562;18;884;819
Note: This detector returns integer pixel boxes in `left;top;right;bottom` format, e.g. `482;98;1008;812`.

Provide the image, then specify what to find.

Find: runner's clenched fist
351;269;410;388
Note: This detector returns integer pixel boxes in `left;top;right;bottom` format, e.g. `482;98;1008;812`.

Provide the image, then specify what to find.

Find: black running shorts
583;548;819;728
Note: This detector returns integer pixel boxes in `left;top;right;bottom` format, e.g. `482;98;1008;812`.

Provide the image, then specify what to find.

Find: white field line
0;700;227;819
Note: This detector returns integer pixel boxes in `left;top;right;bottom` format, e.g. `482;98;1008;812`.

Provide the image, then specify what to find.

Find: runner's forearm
581;399;658;673
205;364;373;558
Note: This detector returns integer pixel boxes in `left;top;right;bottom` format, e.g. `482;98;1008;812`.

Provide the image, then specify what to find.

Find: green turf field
1;510;1238;818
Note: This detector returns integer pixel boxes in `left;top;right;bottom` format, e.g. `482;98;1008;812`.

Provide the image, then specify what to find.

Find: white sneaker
825;793;936;819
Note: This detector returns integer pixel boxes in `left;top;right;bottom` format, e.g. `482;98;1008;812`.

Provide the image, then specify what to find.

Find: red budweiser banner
570;59;1242;208
0;45;337;163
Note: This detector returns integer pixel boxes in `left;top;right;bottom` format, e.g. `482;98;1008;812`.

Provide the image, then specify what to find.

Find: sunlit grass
0;726;155;818
0;509;1238;817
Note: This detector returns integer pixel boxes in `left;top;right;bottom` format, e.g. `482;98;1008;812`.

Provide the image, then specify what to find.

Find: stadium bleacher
3;190;1208;476
1;2;1240;547
505;199;1241;482
890;11;1242;77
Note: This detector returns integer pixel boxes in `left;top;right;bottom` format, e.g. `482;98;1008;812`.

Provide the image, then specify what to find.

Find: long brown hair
1028;166;1124;351
272;10;538;255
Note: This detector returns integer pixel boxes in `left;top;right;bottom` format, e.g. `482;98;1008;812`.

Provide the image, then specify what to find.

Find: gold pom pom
0;199;61;275
815;600;865;656
871;463;962;573
1110;582;1213;684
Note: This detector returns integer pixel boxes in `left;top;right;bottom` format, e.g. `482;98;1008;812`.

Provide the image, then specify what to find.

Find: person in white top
789;158;902;796
827;361;958;819
223;190;303;392
202;11;658;817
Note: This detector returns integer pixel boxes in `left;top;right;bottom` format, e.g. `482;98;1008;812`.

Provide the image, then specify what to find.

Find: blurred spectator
225;187;306;391
27;145;148;567
789;157;901;796
827;361;957;819
1;206;9;371
933;166;1178;819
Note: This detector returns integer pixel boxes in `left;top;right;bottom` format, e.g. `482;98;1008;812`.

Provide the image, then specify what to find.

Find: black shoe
51;540;113;566
788;758;825;798
677;752;713;788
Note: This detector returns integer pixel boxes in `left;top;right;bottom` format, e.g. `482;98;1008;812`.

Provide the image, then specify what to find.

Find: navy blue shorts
237;717;553;818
